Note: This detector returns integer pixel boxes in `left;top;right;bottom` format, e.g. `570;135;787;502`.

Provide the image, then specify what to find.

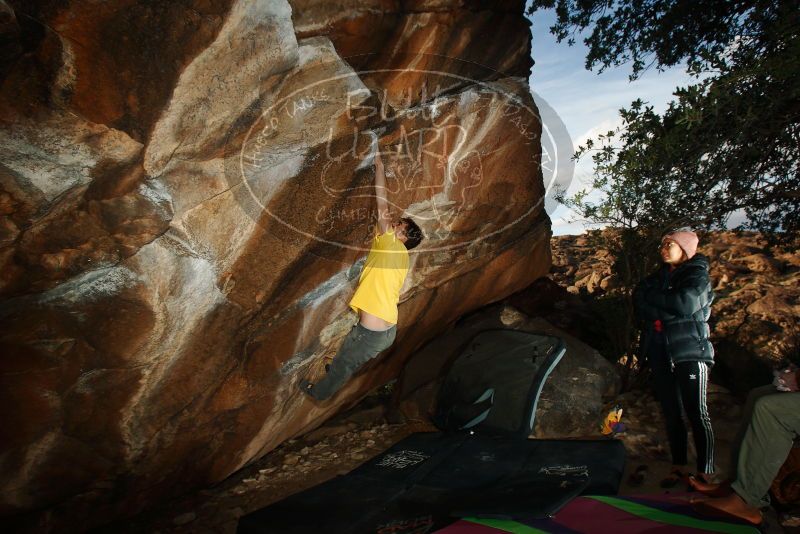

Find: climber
298;147;424;401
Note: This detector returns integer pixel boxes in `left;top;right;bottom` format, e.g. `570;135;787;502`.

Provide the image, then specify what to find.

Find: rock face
0;0;549;529
702;233;800;393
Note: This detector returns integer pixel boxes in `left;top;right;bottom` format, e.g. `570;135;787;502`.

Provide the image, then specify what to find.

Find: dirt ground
113;385;798;533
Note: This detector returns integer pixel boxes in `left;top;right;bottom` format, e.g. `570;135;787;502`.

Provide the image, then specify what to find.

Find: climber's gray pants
309;322;396;401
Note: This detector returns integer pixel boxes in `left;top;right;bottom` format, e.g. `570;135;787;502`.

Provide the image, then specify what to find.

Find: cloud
572;117;625;152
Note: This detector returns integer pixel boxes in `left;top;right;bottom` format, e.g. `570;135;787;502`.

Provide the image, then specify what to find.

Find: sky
526;8;703;235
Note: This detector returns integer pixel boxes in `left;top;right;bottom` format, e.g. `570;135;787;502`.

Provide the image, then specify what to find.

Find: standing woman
634;230;716;486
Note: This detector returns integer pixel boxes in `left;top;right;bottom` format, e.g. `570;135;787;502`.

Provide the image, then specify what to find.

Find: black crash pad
237;432;626;533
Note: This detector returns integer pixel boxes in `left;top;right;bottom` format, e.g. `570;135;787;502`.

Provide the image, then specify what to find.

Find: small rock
500;306;527;326
305;424;351;442
283;454;300;466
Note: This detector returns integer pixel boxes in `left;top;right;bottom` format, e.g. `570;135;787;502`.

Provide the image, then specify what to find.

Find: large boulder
396;303;620;438
703;232;800;394
0;0;549;529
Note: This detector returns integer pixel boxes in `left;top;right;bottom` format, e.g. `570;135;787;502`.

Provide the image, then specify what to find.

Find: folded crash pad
434;329;566;437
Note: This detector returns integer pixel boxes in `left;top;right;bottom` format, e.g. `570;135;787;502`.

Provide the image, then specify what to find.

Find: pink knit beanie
663;230;699;259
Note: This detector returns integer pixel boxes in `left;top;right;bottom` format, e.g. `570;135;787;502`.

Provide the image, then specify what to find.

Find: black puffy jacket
633;254;715;366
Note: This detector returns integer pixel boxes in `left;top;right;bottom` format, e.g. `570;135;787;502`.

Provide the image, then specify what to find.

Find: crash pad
237;432;626;533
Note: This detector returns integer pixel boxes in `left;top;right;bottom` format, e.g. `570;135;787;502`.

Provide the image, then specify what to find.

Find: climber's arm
375;150;391;234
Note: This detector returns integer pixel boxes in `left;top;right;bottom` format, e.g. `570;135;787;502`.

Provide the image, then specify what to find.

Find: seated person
692;365;800;525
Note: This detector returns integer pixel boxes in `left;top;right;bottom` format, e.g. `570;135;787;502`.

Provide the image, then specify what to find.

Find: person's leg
728;384;779;479
694;391;800;525
691;382;784;493
730;391;800;508
307;323;365;400
675;361;715;476
307;324;396;401
650;348;688;467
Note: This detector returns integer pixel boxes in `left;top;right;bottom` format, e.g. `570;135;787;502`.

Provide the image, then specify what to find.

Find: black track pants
650;345;715;473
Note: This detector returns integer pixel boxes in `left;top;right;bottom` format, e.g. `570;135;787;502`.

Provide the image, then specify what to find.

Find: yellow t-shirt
348;227;410;324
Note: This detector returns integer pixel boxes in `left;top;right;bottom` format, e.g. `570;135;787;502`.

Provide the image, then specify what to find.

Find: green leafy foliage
534;0;799;238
